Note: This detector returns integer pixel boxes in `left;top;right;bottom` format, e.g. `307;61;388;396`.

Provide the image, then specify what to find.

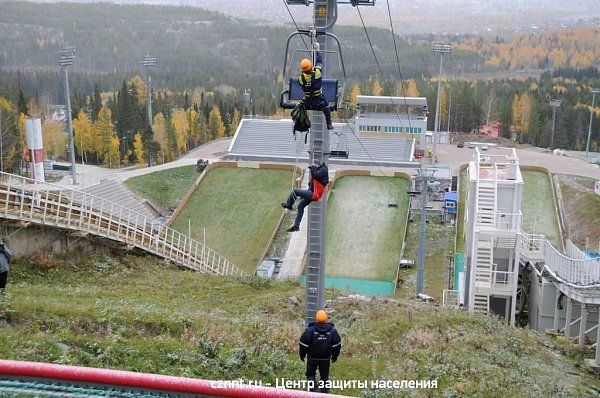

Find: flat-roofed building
355;95;428;150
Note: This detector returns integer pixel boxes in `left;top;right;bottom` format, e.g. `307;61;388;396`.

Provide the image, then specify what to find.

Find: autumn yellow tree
94;106;116;165
171;109;189;155
133;132;145;165
372;79;383;96
406;79;420;97
73;110;95;164
511;93;532;140
129;75;147;105
208;105;225;140
229;107;241;137
107;136;120;168
152;113;168;164
440;86;448;129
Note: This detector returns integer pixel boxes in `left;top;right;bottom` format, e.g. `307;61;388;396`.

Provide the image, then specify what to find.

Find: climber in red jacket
281;158;329;232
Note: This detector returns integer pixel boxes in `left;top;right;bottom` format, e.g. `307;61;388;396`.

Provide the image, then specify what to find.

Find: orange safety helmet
300;58;313;72
316;309;328;323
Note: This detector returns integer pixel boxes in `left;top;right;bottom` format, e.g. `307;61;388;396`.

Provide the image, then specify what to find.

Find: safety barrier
0;360;336;397
521;233;600;286
0;172;244;277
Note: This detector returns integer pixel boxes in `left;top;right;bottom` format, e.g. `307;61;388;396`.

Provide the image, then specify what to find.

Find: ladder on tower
304;110;327;325
475;240;493;288
476;178;497;227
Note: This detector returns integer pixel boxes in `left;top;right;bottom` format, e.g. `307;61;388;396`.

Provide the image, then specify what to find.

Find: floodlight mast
586;89;599;157
286;0;374;326
433;44;451;158
550;99;562;149
59;46;77;184
139;54;157;128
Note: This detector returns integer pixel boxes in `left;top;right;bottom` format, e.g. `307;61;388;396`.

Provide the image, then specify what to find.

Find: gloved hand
300;356;305;362
331;356;337;363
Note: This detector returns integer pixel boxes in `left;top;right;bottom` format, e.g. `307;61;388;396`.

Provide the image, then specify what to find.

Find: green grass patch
0;254;598;397
400;217;454;300
170;167;291;274
556;174;600;248
326;176;410;281
124;165;198;209
522;170;561;248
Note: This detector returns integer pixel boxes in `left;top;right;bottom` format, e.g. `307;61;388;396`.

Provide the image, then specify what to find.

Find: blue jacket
299;321;342;361
0;245;12;273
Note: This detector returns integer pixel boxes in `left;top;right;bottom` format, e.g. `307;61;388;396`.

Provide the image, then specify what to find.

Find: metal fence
0;172;244;277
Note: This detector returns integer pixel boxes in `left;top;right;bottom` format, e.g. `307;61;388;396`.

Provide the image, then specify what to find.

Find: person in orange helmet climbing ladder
297;42;334;130
299;309;342;393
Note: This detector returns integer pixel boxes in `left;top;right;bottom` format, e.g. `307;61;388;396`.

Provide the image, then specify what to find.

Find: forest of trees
0;0;598;172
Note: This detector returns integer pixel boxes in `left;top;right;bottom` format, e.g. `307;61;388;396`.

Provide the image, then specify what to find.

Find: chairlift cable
385;0;413;130
281;0;310;49
355;7;414;134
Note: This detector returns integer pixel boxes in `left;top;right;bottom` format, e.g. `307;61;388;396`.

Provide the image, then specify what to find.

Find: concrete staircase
473;293;490;314
475;241;493;288
81;178;161;222
476;180;496;227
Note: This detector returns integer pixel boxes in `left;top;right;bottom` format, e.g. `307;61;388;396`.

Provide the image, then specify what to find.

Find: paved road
55;139;232;187
434;144;600;179
55;139;600;188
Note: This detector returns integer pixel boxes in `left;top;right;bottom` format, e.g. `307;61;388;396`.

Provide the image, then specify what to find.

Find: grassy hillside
0;253;598;397
170;167;291;274
125;165;198;209
556;174;600;248
522;170;562;248
326;176;410;281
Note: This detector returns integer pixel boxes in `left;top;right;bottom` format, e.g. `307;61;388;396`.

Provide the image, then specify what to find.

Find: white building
463;148;523;324
355;96;428;150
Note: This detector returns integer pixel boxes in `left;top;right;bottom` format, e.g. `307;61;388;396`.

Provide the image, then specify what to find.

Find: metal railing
521;233;600;286
0;172;244;277
476;211;522;231
442;289;460;307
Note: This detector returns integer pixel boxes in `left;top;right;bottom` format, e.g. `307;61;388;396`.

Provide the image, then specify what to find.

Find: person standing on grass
0;239;12;294
299;309;342;394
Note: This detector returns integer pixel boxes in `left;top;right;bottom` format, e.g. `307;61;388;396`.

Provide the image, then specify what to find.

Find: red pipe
0;360;340;397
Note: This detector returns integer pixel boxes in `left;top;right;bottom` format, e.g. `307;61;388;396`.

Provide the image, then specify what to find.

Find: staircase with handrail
0;172;245;277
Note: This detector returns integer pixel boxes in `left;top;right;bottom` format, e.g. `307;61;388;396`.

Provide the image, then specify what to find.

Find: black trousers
306;359;330;392
0;271;7;289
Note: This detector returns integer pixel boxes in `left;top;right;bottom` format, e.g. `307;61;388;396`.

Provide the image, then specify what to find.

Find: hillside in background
29;0;600;34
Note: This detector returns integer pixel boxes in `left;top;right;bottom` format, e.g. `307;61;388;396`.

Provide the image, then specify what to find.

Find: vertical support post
586;89;598;158
510;234;521;326
416;171;427;295
147;71;153;127
63;66;76;185
505;298;510;324
564;297;572;338
578;303;587;350
596;313;600;366
553;288;561;331
433;54;443;155
304;0;334;326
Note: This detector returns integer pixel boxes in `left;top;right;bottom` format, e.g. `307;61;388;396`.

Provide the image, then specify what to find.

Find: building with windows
355;95;428;149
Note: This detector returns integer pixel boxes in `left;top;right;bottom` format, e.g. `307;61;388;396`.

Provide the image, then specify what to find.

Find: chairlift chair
330;130;349;159
280;30;347;112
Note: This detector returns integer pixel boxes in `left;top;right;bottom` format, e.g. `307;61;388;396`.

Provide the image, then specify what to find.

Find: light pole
60;46;77;184
139;54;157;128
586;88;599;157
433;44;451;157
550;99;562;149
